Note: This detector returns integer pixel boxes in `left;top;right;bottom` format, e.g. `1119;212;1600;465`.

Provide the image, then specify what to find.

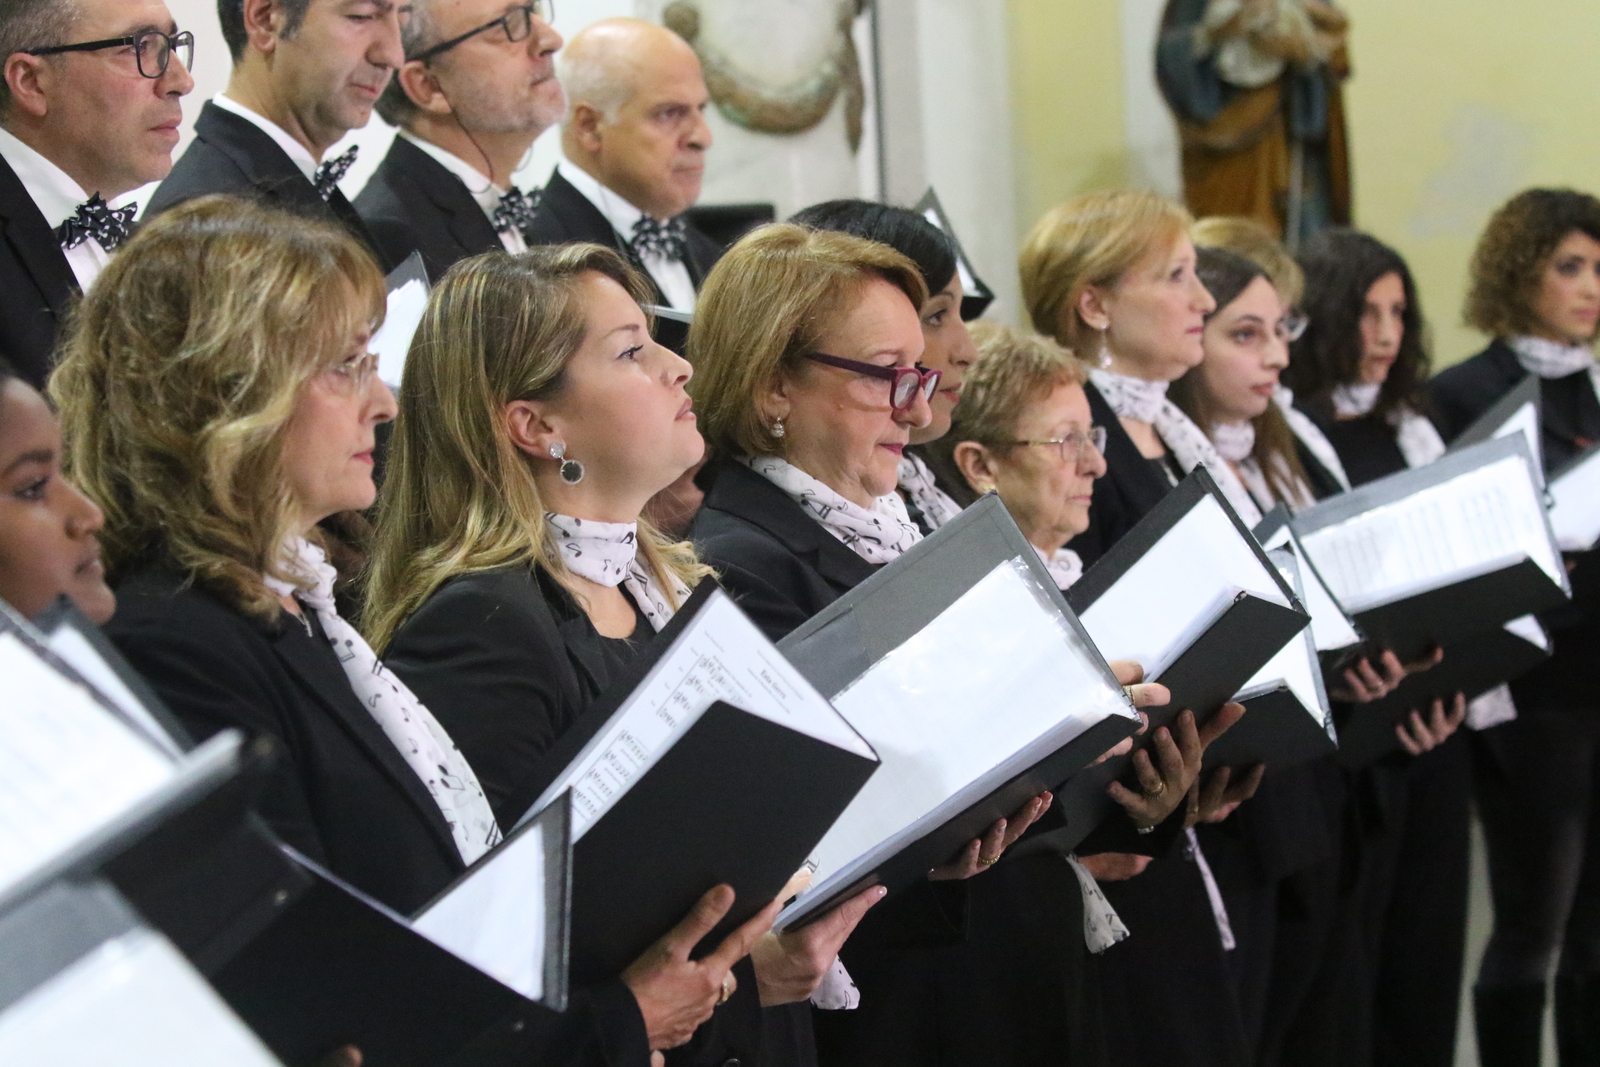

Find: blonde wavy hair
51;196;386;619
1191;215;1305;306
364;245;710;652
1020;190;1193;353
689;223;928;458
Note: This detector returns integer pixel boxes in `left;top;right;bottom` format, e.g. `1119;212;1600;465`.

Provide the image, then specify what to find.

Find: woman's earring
1097;325;1113;369
550;440;585;485
772;418;786;440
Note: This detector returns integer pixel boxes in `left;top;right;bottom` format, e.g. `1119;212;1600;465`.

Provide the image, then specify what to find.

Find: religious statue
1156;0;1351;246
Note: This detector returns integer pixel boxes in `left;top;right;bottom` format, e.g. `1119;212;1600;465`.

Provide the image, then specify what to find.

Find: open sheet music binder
773;493;1141;928
1291;435;1570;663
915;188;995;320
1204;548;1337;771
1449;375;1545;487
505;583;878;982
211;797;574;1067
1332;616;1551;768
1547;441;1600;552
0;880;282;1065
1255;507;1364;663
0;602;248;919
1047;472;1308;844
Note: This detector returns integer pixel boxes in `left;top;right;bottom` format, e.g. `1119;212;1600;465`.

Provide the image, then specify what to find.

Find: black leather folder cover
1332;622;1551;768
212;799;571;1067
1049;472;1309;849
1450;374;1542;454
507;582;879;981
776;494;1140;922
1291;436;1570;663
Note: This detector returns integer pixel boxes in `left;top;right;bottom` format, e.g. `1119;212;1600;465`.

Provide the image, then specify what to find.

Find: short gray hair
0;0;78;117
555;40;633;123
374;0;438;126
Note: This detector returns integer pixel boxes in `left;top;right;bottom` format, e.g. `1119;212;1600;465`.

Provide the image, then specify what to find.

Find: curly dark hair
1465;188;1600;339
1285;228;1430;422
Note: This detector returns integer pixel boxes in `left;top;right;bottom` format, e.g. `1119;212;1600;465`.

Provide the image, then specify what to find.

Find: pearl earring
1097;325;1112;369
549;440;585;485
772;418;786;439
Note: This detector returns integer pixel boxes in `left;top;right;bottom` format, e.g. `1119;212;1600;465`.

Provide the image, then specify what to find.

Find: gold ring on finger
718;974;734;1005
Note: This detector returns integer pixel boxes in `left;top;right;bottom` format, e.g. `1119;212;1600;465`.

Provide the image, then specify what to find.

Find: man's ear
3;55;50;120
951;441;998;495
242;0;286;54
567;102;605;155
503;400;562;459
396;60;449;115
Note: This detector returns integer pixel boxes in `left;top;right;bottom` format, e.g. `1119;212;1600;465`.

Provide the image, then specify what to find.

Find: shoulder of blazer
693;458;878;592
359;139;499;247
0;153;77;312
1428;340;1525;441
523;170;618;247
147;102;319;217
0;154;78;386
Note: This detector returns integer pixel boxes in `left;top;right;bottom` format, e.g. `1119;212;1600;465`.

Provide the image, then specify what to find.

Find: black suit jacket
354;136;505;284
145;102;392;270
1066;380;1176;568
0;153;79;387
106;563;465;914
523;171;724;306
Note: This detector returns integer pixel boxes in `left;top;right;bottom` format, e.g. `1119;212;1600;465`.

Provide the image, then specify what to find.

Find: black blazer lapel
394;141;501;258
0;155;78;320
267;618;461;857
528;172;668;305
706;459;879;592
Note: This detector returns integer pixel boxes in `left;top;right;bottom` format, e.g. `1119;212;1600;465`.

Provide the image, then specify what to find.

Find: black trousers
1475;705;1600;985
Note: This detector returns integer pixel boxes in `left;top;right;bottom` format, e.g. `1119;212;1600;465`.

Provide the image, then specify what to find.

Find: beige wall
1004;0;1600;368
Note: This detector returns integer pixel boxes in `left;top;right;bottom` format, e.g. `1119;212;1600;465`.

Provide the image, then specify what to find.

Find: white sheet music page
1079;494;1289;677
1236;552;1328;723
1494;401;1545;488
1548;448;1600;552
42;626;183;758
0;634;176;899
373;277;429;389
523;590;871;840
412;819;546;1001
1298;454;1562;613
788;558;1131;912
1261;526;1361;653
0;925;281;1065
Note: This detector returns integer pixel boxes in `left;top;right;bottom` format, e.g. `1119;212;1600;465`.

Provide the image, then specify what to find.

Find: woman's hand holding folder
752;883;887;1005
1395;693;1467;756
622;884;781;1052
928;791;1055;881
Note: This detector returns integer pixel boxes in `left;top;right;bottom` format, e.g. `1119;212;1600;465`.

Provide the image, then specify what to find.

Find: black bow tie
491;186;541;236
313;145;359;200
55;194;136;252
630;215;687;261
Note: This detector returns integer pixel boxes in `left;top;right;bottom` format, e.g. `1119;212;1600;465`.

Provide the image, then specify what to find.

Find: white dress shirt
211;93;320;181
397;131;527;254
556;159;696;312
0;126;116;292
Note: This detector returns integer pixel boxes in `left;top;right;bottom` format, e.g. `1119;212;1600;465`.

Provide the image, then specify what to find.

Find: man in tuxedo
0;0;194;386
145;0;406;268
355;0;564;282
529;18;722;313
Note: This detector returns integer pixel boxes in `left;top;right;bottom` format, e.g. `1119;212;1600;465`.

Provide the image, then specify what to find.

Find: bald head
558;17;712;219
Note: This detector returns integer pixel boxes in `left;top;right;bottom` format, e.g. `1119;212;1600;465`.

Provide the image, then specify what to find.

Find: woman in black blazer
688;223;1212;1067
1430;188;1600;1061
364;243;899;1067
51;199;740;1067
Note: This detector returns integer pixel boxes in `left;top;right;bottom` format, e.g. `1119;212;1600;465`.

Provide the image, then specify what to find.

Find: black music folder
0;879;282;1064
1255;507;1364;663
774;493;1142;927
1204;548;1337;771
1332;616;1551;768
212;798;573;1067
1291;435;1570;663
915;188;995;320
1051;472;1309;843
505;583;879;983
1449;374;1545;485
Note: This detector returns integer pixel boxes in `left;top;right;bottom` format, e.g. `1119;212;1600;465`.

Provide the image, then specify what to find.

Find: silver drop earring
1097;325;1113;369
549;440;585;485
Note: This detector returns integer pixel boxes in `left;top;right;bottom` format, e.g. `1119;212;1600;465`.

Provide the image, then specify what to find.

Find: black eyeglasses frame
26;29;194;80
412;1;551;62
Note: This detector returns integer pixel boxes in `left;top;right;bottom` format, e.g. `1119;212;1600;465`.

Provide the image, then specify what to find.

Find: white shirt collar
557;157;649;240
0;126;94;229
397;130;506;220
211;93;320;182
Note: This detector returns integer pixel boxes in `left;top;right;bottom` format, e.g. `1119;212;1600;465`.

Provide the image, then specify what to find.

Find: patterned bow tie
631;215;687;261
312;145;359;200
491;186;541;236
55;194;136;252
